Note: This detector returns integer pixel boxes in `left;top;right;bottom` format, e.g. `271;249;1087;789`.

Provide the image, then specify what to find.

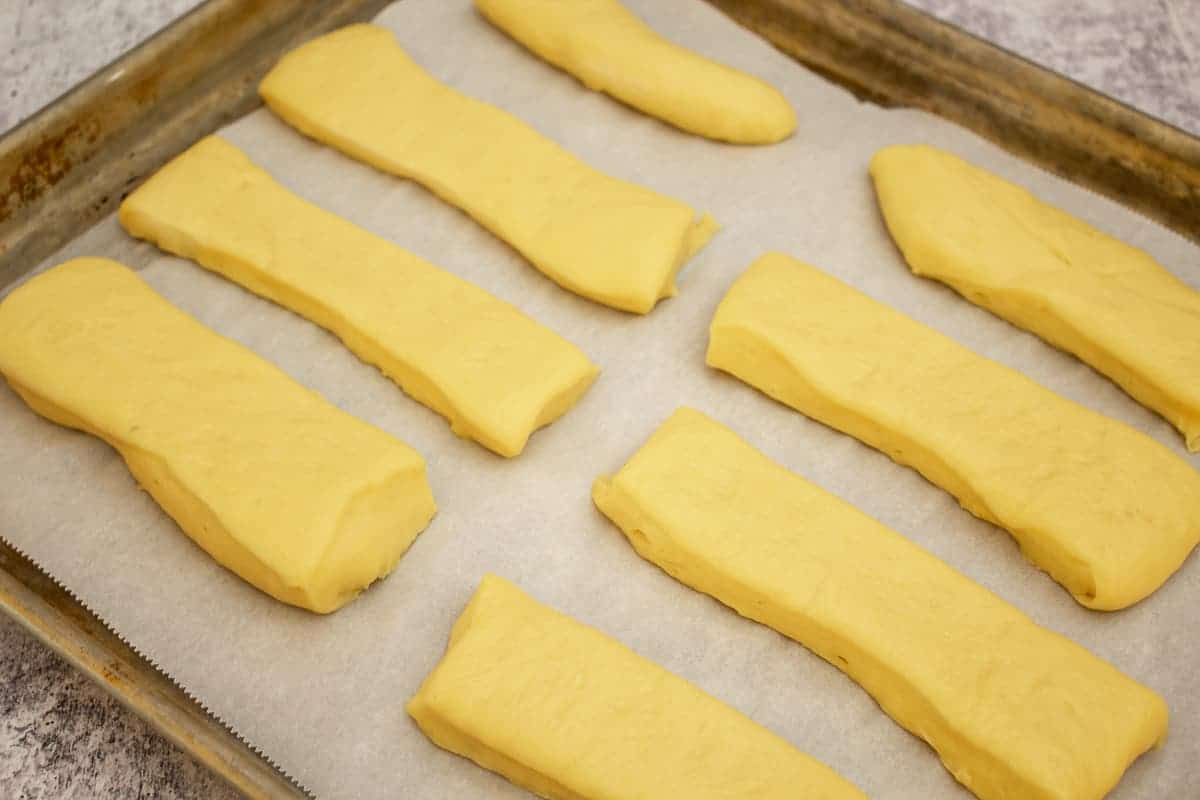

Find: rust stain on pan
2;118;99;221
4;137;72;214
100;663;127;690
127;69;163;107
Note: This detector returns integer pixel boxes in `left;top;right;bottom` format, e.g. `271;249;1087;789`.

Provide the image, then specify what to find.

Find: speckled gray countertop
2;1;1198;798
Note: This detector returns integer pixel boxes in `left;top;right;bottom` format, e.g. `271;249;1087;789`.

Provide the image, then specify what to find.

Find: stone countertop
1;1;1198;798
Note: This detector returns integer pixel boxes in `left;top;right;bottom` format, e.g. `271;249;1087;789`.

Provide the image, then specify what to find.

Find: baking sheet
2;0;1198;796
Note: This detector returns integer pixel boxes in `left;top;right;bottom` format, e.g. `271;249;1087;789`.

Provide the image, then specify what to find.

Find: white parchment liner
2;1;1197;796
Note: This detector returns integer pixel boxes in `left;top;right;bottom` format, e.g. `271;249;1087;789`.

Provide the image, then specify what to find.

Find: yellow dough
0;258;436;613
871;144;1200;452
474;0;795;144
259;24;717;314
707;253;1200;610
593;407;1167;800
408;574;865;800
119;136;598;458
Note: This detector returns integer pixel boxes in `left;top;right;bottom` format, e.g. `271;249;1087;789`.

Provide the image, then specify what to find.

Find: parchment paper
2;1;1198;797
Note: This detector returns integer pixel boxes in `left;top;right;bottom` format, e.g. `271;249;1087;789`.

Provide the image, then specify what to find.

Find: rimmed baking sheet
1;1;1197;797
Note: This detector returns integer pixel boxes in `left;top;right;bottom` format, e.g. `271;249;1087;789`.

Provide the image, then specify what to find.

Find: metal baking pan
1;0;1197;796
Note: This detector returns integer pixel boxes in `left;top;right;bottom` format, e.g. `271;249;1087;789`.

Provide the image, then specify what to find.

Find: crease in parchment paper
1;1;1197;798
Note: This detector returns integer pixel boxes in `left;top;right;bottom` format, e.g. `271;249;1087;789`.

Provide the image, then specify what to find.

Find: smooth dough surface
259;24;717;314
593;407;1168;800
120;136;598;458
474;0;795;144
0;259;436;613
408;574;866;800
707;253;1200;610
871;144;1200;452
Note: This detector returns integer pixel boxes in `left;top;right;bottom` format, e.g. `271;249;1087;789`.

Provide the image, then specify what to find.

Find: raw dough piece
120;136;598;458
0;258;436;614
871;144;1200;452
408;574;866;800
474;0;795;144
259;24;717;314
707;253;1200;610
593;407;1168;800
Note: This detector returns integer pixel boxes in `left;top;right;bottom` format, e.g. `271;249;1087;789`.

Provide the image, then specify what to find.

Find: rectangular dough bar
409;574;866;800
870;144;1200;452
707;253;1200;610
259;24;717;314
0;258;436;613
120;136;598;458
593;407;1167;800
